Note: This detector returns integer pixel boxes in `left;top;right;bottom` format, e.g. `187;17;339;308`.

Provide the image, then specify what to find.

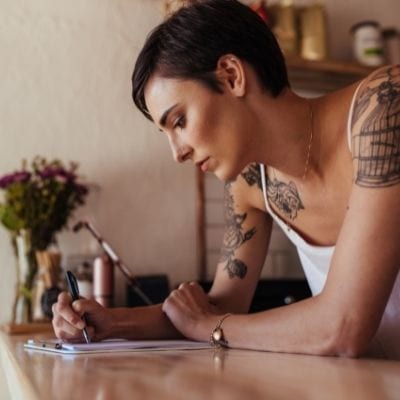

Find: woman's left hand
162;281;218;341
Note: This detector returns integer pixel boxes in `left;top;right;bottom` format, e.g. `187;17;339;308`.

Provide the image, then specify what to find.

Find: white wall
0;0;399;325
0;0;198;324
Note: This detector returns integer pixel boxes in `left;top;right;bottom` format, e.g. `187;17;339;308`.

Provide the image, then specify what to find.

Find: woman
52;0;400;359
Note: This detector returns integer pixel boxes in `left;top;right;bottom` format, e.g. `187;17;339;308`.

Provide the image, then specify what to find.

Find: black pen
65;270;91;344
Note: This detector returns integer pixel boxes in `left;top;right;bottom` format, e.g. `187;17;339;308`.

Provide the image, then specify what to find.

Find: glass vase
11;229;37;325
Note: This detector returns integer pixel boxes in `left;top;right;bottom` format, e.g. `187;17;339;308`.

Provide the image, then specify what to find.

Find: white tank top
259;86;400;359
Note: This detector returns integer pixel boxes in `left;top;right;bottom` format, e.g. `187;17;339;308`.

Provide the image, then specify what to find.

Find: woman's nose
174;147;193;163
170;137;193;163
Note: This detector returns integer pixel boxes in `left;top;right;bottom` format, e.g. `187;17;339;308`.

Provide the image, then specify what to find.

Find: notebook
24;338;210;355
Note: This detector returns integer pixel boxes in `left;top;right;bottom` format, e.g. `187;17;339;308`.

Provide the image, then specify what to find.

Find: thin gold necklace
269;100;314;181
302;101;314;181
266;101;314;231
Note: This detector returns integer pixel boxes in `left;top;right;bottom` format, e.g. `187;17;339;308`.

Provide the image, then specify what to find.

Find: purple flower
0;157;89;245
38;167;76;182
0;171;31;189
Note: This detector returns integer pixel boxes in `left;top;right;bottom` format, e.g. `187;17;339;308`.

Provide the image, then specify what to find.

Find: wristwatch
210;313;232;348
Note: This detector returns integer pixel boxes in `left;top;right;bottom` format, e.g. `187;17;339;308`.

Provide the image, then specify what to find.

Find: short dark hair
132;0;289;121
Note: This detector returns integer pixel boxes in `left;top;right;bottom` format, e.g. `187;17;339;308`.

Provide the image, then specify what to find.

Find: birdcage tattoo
353;81;400;188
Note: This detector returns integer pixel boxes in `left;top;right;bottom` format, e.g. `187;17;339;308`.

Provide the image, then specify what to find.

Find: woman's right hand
52;292;114;342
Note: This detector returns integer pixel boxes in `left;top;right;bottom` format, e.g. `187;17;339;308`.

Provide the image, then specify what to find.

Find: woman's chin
214;167;240;183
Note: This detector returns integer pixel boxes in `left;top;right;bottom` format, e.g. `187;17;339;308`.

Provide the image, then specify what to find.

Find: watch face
213;328;222;341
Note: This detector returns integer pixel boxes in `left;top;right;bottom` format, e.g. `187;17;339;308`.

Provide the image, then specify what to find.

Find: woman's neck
251;89;317;179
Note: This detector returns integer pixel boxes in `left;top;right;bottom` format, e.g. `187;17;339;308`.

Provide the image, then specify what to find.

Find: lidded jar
350;20;385;67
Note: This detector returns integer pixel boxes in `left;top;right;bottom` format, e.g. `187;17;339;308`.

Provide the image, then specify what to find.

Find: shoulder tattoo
219;183;256;279
240;163;305;220
266;177;304;220
241;163;262;190
351;65;400;188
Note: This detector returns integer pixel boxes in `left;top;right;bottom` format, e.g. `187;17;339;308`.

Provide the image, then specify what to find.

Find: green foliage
0;157;89;250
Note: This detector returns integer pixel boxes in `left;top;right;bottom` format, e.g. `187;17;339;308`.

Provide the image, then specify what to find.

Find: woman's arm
163;66;400;357
52;292;183;341
207;167;273;314
163;180;399;357
52;164;272;342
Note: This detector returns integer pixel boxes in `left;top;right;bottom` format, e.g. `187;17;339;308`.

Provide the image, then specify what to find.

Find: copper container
93;254;114;307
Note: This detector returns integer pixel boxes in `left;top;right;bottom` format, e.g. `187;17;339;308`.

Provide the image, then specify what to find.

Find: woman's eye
173;116;185;130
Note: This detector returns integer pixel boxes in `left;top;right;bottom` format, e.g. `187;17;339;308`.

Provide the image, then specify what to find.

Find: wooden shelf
286;55;375;75
286;55;376;93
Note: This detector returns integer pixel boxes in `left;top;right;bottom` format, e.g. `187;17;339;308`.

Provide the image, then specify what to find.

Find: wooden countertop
1;332;400;400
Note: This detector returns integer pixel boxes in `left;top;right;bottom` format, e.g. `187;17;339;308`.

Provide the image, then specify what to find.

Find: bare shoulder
227;163;266;212
350;65;400;188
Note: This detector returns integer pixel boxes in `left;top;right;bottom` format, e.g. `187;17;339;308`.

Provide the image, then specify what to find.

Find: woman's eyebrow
159;103;178;128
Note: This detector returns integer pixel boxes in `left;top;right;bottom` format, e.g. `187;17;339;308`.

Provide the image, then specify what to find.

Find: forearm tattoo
219;183;256;279
241;163;304;220
351;65;400;188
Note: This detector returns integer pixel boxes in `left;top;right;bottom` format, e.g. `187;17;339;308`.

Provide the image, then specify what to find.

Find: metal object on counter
75;261;93;300
93;254;114;307
350;20;385;67
73;220;153;305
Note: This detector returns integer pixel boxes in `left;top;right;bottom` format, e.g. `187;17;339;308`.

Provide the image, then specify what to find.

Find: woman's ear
215;54;246;97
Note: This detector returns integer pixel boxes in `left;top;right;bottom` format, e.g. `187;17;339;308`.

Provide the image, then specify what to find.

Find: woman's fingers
176;281;209;308
53;292;85;328
52;314;84;340
52;291;88;340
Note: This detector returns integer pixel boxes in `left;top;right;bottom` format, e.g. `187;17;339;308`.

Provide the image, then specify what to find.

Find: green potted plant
0;156;88;325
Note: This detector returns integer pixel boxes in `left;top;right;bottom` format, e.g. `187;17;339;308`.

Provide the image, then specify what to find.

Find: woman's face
144;73;254;181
